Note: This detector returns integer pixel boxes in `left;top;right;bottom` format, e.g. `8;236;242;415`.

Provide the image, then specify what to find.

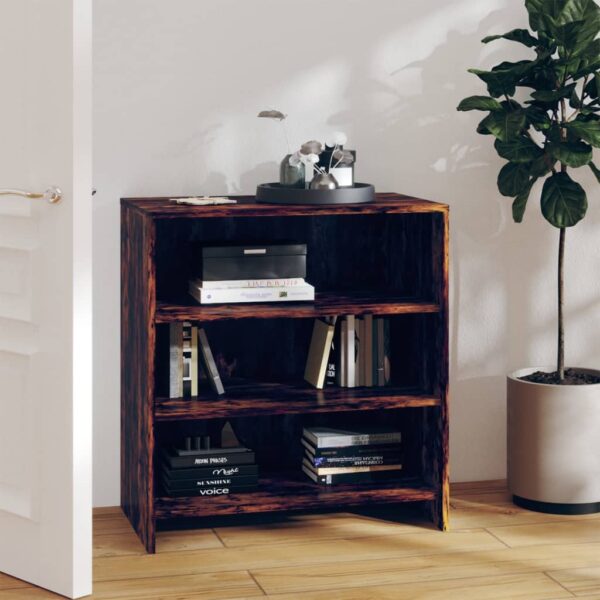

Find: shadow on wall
92;0;600;504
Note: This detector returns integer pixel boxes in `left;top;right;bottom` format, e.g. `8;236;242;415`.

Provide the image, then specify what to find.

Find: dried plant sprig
258;109;292;153
257;110;287;120
332;149;355;169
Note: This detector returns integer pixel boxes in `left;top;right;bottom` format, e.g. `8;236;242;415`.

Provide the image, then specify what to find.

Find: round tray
256;182;375;205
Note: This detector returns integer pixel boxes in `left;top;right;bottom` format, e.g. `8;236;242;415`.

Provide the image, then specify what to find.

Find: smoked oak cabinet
121;193;449;553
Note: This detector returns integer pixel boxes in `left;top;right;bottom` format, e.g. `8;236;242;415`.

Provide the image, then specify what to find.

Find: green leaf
548;140;593;167
468;60;533;97
498;162;532;197
540;172;588;228
480;110;527;142
530;154;557;177
566;118;600;147
482;29;539;47
477;116;492;135
525;0;550;32
513;181;534;223
584;73;600;99
526;0;600;43
525;105;552;130
531;83;577;102
589;161;600;182
495;137;544;162
457;96;503;111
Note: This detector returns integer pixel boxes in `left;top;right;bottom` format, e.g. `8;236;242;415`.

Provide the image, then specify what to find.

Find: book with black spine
302;458;402;476
301;437;403;458
161;474;258;491
162;484;259;497
302;426;402;449
304;450;403;469
162;450;256;469
302;464;403;485
325;318;339;387
161;461;259;479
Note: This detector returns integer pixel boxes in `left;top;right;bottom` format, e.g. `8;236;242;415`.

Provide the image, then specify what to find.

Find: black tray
256;182;375;205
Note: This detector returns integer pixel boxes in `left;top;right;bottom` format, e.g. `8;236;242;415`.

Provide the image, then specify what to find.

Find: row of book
169;322;224;397
305;315;391;389
302;426;403;485
160;441;258;497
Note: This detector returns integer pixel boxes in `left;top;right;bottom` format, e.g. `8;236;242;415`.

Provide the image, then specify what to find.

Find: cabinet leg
431;487;450;531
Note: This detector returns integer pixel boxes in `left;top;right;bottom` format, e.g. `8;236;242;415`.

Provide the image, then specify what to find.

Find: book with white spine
191;278;305;289
189;281;314;304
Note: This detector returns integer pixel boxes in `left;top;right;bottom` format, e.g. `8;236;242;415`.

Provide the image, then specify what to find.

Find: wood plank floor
1;480;599;599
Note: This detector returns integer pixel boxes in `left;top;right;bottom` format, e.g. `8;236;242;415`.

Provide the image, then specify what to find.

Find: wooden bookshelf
121;193;449;553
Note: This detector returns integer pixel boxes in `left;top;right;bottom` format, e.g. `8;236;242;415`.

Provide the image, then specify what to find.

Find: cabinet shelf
121;193;449;553
155;380;440;421
155;292;440;323
155;473;436;519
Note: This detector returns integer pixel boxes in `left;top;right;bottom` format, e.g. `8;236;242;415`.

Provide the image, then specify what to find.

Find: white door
0;0;92;598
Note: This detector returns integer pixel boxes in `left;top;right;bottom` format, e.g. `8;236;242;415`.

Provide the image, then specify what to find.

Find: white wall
93;0;600;506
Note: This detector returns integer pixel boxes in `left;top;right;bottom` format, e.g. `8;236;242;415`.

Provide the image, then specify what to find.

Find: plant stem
558;226;565;380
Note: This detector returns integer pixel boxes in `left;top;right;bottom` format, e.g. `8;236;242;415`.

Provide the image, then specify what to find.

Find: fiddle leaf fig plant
458;0;600;383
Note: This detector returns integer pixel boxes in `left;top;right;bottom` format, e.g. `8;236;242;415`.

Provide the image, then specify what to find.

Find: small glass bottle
279;154;305;188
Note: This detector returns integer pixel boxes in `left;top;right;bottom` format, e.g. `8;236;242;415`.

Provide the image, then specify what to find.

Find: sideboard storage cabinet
121;193;449;553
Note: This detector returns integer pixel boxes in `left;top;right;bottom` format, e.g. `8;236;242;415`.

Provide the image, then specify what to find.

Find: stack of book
189;243;315;304
160;440;258;497
301;426;402;485
304;315;391;389
189;277;315;304
169;322;224;396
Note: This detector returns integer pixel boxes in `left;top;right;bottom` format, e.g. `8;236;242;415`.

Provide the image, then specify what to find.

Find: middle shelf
154;291;440;323
154;379;440;421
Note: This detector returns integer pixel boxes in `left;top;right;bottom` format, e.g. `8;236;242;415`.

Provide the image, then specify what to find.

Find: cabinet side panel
434;210;450;529
121;204;156;552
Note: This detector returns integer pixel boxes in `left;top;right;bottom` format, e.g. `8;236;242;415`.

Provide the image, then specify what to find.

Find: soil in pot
520;368;600;385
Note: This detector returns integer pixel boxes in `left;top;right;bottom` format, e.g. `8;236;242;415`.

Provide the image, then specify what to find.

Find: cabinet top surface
121;192;448;219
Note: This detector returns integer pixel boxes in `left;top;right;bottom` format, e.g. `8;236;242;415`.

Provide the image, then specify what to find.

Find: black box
201;243;307;281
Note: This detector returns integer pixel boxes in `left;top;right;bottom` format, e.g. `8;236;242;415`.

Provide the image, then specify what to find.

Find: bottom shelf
154;472;436;518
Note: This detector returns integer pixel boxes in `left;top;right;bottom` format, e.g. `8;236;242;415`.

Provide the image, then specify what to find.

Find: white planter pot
507;367;600;514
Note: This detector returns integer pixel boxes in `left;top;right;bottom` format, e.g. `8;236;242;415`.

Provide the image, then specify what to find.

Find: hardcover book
189;281;315;304
301;438;403;458
345;316;356;388
198;328;225;395
302;464;404;485
304;451;403;469
162;484;258;497
169;323;183;398
302;427;402;449
160;462;259;480
160;449;255;470
364;314;374;387
302;458;403;476
161;475;258;491
304;317;336;389
191;277;306;289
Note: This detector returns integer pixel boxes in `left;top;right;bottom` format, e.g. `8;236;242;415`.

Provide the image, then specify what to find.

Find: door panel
0;0;92;598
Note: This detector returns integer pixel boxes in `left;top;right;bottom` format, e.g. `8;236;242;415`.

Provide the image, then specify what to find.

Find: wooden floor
1;481;600;599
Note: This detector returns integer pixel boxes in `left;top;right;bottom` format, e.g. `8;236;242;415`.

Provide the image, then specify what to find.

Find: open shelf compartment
155;473;436;518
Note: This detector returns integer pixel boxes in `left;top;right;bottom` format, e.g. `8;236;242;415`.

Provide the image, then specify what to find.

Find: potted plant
458;0;600;514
